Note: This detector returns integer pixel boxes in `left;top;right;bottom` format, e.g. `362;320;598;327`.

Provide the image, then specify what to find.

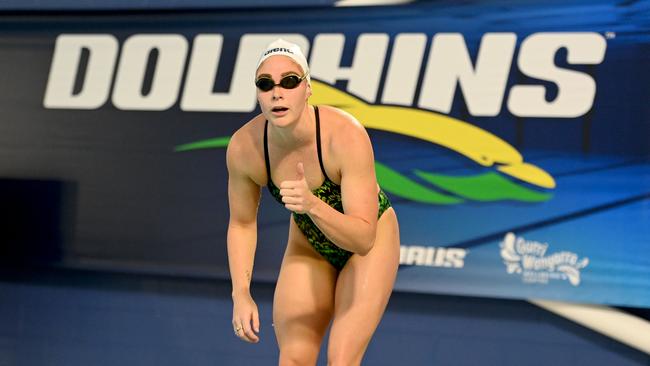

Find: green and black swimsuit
264;106;392;270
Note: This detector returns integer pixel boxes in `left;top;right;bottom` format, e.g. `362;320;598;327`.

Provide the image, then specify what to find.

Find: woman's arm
280;112;379;255
226;131;262;343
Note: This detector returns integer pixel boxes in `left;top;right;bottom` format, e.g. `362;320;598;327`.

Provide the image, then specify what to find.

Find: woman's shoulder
317;105;370;144
228;114;265;152
227;114;266;179
317;105;359;126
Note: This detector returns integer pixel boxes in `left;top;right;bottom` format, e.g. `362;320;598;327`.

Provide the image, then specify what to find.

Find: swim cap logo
500;232;589;286
263;47;294;56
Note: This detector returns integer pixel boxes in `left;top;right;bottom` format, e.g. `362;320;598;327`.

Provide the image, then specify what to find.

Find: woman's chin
268;114;295;127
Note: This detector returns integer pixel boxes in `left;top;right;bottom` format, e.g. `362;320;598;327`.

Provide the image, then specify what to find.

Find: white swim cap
256;39;310;84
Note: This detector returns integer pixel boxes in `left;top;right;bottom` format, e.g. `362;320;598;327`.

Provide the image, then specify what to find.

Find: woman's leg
327;208;400;366
274;220;339;366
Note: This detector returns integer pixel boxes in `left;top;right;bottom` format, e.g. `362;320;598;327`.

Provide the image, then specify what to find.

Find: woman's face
255;55;311;127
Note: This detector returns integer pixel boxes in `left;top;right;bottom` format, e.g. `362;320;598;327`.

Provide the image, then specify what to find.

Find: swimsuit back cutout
264;106;391;270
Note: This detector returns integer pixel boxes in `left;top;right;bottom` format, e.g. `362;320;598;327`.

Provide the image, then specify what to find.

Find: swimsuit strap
263;119;273;186
315;106;333;182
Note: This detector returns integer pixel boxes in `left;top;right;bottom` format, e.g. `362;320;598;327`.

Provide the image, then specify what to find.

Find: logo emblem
500;232;589;286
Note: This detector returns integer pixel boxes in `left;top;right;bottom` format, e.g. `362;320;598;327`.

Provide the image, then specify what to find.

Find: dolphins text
44;32;607;117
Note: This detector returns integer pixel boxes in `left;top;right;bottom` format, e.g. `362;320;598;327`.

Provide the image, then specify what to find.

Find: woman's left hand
280;162;316;214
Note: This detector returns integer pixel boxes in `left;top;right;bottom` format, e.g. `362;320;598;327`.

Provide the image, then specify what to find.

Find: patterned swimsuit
264;106;391;270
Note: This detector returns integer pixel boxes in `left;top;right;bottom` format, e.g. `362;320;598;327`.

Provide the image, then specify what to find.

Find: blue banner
1;0;649;307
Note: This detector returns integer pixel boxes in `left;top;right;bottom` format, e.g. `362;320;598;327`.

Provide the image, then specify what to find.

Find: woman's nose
271;85;283;99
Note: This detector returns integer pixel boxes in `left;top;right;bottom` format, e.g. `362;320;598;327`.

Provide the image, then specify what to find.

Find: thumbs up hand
279;162;316;214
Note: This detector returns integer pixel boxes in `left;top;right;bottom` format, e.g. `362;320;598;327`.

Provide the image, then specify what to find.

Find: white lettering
112;34;187;111
434;247;446;267
402;245;427;265
446;248;467;268
382;33;427;106
400;245;466;268
43;32;607;117
515;236;548;256
44;34;118;109
508;32;607;117
310;33;388;102
419;33;516;116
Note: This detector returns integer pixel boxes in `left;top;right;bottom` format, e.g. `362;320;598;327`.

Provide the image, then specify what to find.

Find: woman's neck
269;104;314;149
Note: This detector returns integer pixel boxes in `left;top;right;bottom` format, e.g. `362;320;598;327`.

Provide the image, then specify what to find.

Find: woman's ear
305;82;312;100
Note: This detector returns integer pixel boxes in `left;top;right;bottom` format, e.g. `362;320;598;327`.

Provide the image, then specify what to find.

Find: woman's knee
279;345;320;366
326;343;365;366
326;330;370;366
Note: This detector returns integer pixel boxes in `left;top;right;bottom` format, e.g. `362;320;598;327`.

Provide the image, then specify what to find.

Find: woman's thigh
273;220;339;363
327;208;400;364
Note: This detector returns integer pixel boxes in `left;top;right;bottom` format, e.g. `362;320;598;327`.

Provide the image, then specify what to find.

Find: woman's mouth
271;106;289;116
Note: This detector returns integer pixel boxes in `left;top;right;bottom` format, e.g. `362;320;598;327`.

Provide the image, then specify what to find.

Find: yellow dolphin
309;80;555;189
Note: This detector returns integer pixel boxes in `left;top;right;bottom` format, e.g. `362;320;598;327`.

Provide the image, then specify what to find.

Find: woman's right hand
232;290;260;343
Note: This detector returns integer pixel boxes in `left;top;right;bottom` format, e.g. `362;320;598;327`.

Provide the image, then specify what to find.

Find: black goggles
255;74;306;92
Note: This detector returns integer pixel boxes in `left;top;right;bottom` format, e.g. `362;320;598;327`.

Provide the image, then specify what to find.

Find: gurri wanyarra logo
175;80;556;205
500;232;589;286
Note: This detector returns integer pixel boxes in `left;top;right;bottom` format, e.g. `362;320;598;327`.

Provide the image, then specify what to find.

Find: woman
226;39;400;365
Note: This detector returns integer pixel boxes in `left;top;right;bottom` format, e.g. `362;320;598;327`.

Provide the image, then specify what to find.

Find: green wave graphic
375;162;462;204
174;136;231;152
415;170;552;202
174;136;550;204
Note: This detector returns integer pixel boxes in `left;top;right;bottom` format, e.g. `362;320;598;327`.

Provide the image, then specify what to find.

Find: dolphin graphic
308;80;555;189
